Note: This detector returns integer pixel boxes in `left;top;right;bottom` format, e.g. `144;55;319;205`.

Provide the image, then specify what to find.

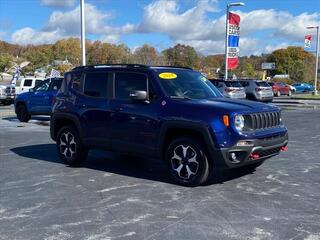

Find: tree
52;38;81;65
87;41;132;65
267;46;314;82
133;44;158;65
0;53;14;72
162;44;200;68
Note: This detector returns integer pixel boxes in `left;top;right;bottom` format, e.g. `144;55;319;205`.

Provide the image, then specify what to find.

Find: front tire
166;137;210;187
56;126;88;166
16;104;31;122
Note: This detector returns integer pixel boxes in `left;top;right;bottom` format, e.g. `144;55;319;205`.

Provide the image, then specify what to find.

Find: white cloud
41;0;76;8
11;3;134;45
12;28;62;45
138;0;221;40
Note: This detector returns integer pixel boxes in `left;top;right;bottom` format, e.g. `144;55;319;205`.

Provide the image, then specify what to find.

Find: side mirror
130;90;147;101
29;88;34;92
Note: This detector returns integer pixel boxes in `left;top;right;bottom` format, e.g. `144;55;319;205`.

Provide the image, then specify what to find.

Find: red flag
304;35;312;48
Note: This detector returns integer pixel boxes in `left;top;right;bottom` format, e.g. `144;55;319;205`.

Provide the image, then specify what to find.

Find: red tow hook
250;153;260;160
281;146;288;151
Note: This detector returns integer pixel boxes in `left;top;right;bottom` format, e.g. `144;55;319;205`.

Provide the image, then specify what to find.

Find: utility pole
80;0;86;66
224;2;245;80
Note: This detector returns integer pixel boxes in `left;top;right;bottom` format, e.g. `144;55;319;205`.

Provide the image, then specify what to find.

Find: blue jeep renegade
50;65;288;186
15;77;63;122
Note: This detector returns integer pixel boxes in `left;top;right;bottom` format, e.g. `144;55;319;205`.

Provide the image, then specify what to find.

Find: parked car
209;80;246;99
15;77;44;94
240;80;273;102
268;82;292;97
50;64;288;187
0;85;15;105
14;77;63;122
292;83;314;93
288;85;296;92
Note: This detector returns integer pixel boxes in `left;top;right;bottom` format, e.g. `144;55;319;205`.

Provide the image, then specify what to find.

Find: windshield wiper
170;95;192;100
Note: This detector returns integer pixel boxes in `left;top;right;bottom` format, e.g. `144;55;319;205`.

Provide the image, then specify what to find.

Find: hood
177;98;278;114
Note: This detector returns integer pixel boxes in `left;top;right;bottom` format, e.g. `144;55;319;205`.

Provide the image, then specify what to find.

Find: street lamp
306;26;319;95
80;0;86;66
224;2;245;80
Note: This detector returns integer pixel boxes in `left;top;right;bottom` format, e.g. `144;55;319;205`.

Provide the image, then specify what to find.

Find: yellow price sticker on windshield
159;72;177;80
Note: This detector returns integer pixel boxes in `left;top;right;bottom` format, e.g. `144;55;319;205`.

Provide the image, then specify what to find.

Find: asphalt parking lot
0;106;320;240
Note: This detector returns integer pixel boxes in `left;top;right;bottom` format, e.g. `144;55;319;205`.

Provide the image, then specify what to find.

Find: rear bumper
210;131;288;169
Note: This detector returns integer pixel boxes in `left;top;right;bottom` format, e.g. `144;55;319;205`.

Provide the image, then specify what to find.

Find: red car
268;82;292;97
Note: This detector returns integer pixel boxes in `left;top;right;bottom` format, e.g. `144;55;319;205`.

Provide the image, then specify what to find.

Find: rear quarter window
23;79;33;87
256;82;270;87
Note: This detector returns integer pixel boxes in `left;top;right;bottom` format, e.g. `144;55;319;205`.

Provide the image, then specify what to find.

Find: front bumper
211;131;288;169
0;95;15;101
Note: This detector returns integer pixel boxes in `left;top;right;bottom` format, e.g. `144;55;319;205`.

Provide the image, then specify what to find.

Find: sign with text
262;62;275;70
227;12;240;70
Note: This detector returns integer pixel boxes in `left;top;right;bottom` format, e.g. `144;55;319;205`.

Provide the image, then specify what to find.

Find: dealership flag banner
304;35;312;48
10;67;21;86
227;12;240;69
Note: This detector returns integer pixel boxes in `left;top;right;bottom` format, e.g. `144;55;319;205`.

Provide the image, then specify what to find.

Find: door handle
111;107;123;112
77;104;86;109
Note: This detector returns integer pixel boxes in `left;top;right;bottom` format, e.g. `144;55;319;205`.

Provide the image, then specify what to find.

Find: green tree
162;44;200;68
52;38;81;65
0;53;14;72
267;46;314;82
133;44;158;65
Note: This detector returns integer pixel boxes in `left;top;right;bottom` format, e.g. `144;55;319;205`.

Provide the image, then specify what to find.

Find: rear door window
114;72;147;100
83;71;109;98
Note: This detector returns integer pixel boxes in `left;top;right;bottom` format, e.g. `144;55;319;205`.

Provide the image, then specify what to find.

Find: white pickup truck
0;85;16;105
15;77;44;94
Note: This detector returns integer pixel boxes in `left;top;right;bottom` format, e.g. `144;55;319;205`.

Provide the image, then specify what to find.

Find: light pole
307;26;319;95
80;0;86;66
224;2;245;80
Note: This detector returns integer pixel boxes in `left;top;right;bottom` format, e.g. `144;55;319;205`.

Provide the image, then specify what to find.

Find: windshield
225;81;242;87
153;68;222;99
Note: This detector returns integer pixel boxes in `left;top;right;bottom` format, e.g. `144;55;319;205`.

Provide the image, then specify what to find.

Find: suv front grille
5;87;15;95
244;112;281;130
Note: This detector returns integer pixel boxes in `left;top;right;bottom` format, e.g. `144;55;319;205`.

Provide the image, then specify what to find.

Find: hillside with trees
0;39;317;83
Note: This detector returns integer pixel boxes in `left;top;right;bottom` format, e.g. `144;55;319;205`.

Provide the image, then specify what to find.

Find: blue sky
0;0;319;56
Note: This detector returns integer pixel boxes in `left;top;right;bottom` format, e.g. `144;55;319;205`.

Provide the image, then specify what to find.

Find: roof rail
72;64;150;71
152;65;193;70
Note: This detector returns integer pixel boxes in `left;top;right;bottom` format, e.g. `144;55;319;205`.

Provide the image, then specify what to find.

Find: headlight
234;115;245;131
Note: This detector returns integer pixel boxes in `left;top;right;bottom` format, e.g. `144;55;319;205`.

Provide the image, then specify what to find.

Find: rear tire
16;104;31;122
165;137;210;187
56;126;88;166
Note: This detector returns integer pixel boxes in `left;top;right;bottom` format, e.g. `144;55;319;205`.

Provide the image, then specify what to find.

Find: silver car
240;80;273;102
210;80;246;99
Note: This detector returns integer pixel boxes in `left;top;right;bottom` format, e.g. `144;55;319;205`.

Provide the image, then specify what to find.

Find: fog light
229;152;240;164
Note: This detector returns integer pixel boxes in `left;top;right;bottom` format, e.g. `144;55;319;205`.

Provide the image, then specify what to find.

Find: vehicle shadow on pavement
10;144;256;186
3;116;51;122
